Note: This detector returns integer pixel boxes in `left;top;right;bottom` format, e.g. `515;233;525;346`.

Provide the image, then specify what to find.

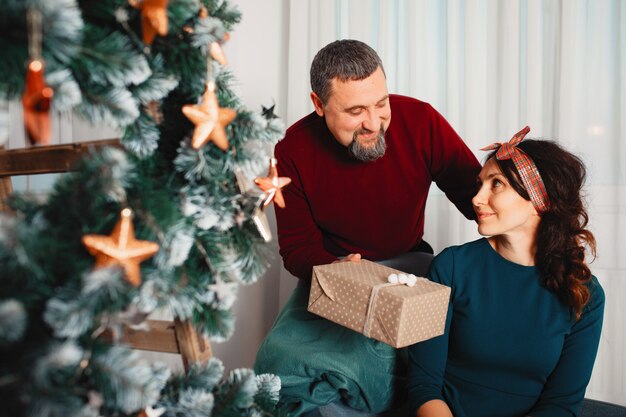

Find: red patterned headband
481;126;550;214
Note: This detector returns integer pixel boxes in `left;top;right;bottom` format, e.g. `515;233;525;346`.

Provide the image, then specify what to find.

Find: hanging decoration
195;5;230;65
129;0;169;45
182;80;236;150
82;208;160;287
22;8;54;146
209;32;230;65
254;158;291;209
235;168;272;242
261;104;279;120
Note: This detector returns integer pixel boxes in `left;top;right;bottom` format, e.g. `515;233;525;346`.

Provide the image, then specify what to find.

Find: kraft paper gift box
308;259;451;348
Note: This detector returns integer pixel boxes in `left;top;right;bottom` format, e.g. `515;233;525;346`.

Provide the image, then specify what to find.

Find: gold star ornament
129;0;169;45
254;158;292;209
182;81;237;150
82;209;160;287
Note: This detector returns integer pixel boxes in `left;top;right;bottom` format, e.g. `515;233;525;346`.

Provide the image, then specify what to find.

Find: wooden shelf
0;139;121;177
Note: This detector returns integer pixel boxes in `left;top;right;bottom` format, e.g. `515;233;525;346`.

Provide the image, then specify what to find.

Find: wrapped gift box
308;259;450;348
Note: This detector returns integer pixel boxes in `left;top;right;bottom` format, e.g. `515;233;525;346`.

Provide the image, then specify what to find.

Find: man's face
311;66;391;161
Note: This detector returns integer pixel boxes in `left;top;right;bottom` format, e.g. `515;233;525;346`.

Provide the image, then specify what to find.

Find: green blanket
254;286;407;417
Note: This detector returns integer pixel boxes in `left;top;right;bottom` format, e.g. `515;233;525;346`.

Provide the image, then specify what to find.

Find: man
255;40;480;416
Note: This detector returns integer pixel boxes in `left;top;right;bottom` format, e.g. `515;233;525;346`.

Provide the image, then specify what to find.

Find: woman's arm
527;278;605;416
408;248;455;415
416;399;454;417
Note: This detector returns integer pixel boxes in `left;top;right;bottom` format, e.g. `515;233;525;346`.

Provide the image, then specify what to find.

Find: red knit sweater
274;95;481;281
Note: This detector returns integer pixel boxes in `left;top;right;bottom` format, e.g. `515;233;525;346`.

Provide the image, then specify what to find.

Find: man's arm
426;105;481;219
274;144;337;281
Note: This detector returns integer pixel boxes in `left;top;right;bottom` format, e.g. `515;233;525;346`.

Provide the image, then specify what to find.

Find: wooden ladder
0;141;212;370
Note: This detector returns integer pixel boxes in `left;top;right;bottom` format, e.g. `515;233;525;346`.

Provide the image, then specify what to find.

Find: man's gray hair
310;39;385;104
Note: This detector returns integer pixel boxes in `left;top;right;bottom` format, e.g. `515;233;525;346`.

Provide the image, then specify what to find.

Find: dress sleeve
408;248;456;413
528;278;605;417
426;105;481;220
273;143;337;281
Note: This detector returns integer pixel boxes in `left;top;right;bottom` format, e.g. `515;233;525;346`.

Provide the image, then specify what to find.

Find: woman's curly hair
488;139;596;320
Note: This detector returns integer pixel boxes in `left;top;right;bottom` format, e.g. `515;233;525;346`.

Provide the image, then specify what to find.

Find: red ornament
22;59;53;146
129;0;169;45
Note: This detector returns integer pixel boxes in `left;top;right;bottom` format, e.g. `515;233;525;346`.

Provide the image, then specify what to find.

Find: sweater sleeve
528;278;605;417
273;143;337;281
426;105;481;220
408;248;455;413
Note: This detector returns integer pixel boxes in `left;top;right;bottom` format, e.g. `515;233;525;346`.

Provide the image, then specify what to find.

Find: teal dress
408;238;604;417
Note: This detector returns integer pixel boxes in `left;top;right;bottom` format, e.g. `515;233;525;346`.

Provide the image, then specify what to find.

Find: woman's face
472;159;540;238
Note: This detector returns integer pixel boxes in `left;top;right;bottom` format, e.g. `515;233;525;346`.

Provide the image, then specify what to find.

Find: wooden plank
0;138;120;177
0;146;14;213
174;318;213;370
0;169;13;213
117;319;180;354
103;318;214;365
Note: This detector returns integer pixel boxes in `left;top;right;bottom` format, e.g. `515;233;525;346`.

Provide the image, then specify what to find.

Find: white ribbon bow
387;273;418;287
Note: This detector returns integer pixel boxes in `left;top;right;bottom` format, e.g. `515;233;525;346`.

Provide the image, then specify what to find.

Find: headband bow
481;126;550;214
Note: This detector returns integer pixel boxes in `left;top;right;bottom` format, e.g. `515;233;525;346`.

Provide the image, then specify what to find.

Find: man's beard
348;125;387;162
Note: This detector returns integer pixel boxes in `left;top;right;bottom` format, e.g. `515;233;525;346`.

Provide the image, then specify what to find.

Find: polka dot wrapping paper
308;259;451;348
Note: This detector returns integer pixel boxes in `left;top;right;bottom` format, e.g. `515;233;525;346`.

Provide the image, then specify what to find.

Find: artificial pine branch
122;113;162;158
70;24;151;88
130;54;179;104
204;0;242;30
0;0;285;415
90;346;170;413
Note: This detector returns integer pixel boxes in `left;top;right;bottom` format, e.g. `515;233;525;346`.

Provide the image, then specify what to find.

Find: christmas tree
0;0;286;416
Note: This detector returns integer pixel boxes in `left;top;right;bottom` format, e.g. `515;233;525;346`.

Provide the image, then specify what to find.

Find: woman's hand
416;399;454;417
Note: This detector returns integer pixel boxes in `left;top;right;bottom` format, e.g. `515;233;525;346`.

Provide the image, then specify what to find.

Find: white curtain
286;0;625;405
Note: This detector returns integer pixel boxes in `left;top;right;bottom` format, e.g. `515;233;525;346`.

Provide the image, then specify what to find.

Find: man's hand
333;253;362;263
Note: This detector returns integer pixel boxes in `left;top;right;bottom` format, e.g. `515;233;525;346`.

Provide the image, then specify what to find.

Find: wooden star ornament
254;158;292;209
129;0;169;45
182;81;237;150
22;59;54;146
82;208;160;287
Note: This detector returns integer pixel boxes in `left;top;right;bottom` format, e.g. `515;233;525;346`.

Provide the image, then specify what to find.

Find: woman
408;127;605;417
